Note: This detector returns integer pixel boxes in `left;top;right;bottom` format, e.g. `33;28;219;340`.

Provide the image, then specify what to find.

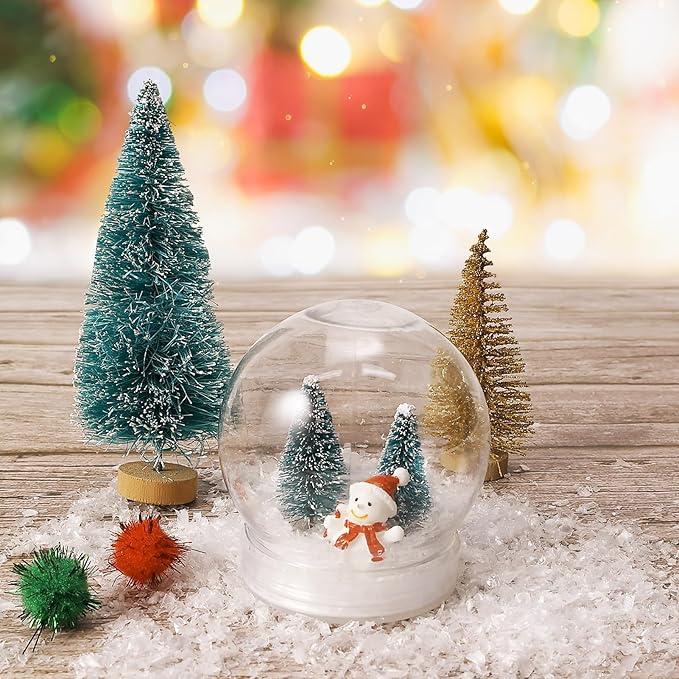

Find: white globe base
241;527;462;623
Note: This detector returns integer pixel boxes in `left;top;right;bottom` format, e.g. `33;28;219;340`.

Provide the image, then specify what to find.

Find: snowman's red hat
350;468;410;517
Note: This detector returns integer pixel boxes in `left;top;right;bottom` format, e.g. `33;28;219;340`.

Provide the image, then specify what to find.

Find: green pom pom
13;546;100;648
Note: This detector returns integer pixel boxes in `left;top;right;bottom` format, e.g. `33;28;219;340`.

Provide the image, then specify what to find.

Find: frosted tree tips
302;374;320;387
138;80;162;102
396;403;415;417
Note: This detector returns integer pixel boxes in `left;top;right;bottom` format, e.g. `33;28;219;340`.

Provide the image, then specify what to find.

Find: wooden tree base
117;461;198;506
485;454;509;482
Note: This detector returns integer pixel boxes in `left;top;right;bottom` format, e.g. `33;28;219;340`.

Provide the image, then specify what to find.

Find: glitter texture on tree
447;229;533;478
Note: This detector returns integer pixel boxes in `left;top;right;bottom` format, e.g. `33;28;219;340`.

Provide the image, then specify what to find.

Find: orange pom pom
111;517;186;586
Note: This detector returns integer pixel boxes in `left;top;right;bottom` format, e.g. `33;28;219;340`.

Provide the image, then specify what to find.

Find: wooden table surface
1;280;678;676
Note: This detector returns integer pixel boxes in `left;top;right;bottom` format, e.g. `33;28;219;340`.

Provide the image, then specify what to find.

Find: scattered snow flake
466;650;486;667
0;464;675;678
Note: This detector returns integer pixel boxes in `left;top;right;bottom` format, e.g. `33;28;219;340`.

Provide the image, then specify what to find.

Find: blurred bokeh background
1;0;677;281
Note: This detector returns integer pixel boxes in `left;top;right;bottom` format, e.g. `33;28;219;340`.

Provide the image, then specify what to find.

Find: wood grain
0;280;677;677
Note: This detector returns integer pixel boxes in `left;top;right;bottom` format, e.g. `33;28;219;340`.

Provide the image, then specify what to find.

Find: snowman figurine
323;468;410;563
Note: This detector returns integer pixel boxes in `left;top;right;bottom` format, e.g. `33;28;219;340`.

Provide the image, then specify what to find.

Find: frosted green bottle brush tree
74;81;231;471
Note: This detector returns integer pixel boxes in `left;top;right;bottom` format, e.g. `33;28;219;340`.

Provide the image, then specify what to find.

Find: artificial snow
303;374;319;387
395;403;415;417
230;447;470;570
1;468;677;678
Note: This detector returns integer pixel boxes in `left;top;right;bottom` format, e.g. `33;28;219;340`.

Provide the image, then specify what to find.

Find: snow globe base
117;461;197;506
241;526;462;622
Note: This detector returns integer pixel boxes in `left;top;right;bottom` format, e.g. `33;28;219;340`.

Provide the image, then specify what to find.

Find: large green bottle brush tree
74;81;231;472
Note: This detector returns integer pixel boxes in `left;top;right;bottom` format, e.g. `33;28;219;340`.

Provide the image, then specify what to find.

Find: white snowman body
324;468;410;563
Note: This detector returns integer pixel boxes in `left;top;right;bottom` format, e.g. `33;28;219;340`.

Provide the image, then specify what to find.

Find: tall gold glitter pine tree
449;229;533;480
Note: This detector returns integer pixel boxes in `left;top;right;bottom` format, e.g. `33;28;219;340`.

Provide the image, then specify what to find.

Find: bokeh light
57;98;101;144
404;186;440;224
22;127;72;177
498;0;540;16
559;85;611;140
638;144;679;222
291;226;335;275
0;218;31;266
437;187;480;230
479;193;514;237
181;10;237;67
544;219;586;261
378;20;405;63
127;66;172;103
3;0;678;281
203;69;247;112
557;0;600;38
196;0;243;29
390;0;425;10
363;227;410;276
409;223;453;265
111;0;156;29
274;389;310;425
300;26;352;78
501;75;557;136
602;1;679;89
259;236;295;277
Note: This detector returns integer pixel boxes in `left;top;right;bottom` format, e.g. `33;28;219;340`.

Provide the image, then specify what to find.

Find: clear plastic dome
219;299;489;621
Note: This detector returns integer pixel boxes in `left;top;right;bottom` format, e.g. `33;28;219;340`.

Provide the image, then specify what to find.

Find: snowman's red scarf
335;520;388;562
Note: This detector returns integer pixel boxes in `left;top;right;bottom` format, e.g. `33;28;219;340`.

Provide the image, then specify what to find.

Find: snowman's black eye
368;502;372;507
354;497;358;501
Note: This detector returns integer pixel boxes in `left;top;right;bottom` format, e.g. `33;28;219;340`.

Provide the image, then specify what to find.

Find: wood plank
2;344;679;387
2;280;679;311
0;282;677;676
1;382;678;454
2;308;679;347
0;274;679;311
1;447;677;550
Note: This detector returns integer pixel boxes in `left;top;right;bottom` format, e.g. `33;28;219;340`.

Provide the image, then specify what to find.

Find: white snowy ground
0;467;677;678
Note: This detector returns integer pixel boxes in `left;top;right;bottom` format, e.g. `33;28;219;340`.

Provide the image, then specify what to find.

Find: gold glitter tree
423;349;477;473
447;229;532;479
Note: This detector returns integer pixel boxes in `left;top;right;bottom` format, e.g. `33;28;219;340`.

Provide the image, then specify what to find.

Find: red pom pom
111;517;186;586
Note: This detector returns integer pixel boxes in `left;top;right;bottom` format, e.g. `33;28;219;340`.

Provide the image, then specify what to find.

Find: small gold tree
423;349;477;473
449;229;533;480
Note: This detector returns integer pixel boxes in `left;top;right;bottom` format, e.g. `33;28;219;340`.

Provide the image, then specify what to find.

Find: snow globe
219;299;489;622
